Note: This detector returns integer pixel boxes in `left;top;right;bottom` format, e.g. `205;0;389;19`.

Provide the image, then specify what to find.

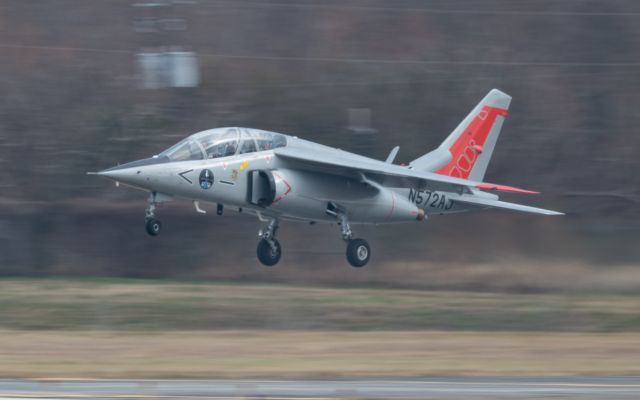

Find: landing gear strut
337;212;371;268
257;218;281;266
145;194;162;236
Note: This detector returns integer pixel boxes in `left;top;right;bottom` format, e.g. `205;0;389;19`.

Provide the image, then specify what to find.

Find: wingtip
543;210;565;216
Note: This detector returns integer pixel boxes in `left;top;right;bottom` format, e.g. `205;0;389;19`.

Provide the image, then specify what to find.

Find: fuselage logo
199;169;214;190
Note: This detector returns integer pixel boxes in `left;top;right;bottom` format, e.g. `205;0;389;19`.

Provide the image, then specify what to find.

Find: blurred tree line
0;0;639;283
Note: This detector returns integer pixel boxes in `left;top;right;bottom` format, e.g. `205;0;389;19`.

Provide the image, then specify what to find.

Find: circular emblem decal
199;169;214;190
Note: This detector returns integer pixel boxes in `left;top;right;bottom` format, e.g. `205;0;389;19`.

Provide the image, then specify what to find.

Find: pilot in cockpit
222;140;237;157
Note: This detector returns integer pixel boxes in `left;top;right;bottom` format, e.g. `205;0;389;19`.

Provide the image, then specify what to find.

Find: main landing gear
337;213;371;268
145;195;162;236
141;193;368;267
254;214;370;268
257;218;281;266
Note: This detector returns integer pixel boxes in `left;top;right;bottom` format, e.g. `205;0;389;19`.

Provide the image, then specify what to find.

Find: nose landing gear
257;218;281;266
145;195;161;236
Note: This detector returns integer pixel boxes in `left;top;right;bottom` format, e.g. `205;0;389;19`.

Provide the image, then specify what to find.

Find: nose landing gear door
248;170;275;207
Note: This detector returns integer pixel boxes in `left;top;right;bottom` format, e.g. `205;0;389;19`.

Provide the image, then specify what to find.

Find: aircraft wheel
257;239;281;266
145;218;162;236
346;238;370;267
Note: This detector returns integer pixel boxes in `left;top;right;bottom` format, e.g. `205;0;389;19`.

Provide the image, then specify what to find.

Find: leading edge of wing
452;195;564;216
273;147;476;190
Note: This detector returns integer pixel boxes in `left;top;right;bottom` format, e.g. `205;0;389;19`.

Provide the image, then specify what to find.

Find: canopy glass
159;128;287;161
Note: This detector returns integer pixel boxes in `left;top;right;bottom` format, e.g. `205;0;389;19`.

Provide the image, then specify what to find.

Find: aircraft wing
274;147;563;215
273;147;534;194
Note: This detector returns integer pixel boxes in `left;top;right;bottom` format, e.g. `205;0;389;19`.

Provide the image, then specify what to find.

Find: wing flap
452;195;564;215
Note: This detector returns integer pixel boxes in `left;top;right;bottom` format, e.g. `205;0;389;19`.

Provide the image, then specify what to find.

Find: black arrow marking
179;169;193;184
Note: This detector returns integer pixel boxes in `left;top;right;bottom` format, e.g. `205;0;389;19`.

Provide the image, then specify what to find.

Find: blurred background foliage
0;0;639;287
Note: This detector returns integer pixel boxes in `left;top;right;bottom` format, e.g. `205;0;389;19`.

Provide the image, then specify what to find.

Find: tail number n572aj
408;188;453;210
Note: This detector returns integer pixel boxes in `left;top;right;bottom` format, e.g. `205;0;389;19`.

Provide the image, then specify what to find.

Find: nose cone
99;156;168;174
93;157;169;187
96;166;140;182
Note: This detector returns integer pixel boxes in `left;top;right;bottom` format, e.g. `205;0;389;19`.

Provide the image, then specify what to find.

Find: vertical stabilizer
410;89;511;181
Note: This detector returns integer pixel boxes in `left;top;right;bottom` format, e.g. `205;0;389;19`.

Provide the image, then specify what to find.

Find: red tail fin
437;105;508;179
409;89;511;181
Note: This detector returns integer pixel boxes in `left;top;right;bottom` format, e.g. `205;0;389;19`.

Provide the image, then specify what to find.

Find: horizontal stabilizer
475;183;539;194
453;195;563;216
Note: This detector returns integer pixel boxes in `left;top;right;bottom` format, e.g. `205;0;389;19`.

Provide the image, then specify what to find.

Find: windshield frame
158;137;205;162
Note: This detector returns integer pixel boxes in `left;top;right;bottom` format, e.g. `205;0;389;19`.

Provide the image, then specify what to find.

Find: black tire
346;238;370;267
257;239;281;266
145;218;162;236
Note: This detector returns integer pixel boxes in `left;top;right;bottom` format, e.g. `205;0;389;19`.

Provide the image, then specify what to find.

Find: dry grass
1;279;639;378
1;279;640;331
1;330;639;378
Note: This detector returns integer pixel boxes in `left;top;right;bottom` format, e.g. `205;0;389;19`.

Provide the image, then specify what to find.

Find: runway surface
1;377;639;399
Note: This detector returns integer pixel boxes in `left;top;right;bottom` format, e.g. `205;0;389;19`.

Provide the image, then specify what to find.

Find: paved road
0;377;639;399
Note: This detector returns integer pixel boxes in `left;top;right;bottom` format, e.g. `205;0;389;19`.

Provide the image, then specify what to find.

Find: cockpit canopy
159;127;287;162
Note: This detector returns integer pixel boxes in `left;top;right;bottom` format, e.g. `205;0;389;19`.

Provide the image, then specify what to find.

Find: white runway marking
0;377;639;399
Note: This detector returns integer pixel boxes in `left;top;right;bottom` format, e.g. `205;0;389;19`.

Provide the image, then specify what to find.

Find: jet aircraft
92;89;562;267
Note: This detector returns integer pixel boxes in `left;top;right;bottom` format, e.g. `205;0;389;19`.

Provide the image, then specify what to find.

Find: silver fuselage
99;135;474;224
